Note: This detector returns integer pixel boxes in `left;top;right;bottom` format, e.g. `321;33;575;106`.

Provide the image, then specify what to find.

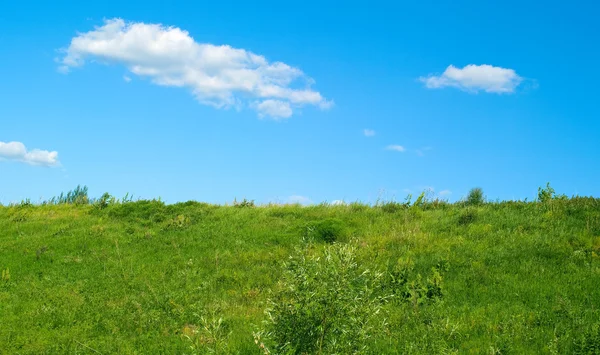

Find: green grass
1;193;600;354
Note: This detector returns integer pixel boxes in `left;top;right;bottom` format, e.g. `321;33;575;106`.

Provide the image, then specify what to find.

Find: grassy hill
1;187;600;354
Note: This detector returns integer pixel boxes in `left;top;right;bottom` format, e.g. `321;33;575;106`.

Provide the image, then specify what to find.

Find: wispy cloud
123;75;132;83
363;129;375;137
0;141;60;167
59;18;332;119
385;145;406;152
419;64;524;94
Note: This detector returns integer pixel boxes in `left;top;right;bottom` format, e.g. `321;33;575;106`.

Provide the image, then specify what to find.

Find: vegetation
1;185;600;354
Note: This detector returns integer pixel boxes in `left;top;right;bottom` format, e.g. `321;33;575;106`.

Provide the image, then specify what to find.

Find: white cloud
59;18;332;119
419;64;523;94
385;145;406;152
0;141;60;167
330;200;346;206
123;75;132;82
363;129;375;137
287;195;312;205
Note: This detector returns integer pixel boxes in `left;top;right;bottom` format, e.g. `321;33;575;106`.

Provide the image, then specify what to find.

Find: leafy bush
466;188;485;206
538;182;568;203
256;243;388;354
382;258;445;307
94;192;113;210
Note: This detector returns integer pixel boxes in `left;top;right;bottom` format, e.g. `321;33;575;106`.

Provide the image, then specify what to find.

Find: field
1;187;600;354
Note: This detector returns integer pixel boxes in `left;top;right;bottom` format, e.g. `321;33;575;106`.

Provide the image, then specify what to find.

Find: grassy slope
1;199;600;354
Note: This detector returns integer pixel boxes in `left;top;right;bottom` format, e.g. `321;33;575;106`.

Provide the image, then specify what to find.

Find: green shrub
94;192;113;210
256;242;388;354
466;188;485;206
306;218;346;243
458;208;478;225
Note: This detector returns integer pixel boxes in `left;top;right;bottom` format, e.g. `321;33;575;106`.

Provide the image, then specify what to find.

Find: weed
234;198;255;208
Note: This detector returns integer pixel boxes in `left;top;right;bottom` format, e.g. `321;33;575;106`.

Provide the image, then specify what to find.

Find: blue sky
1;0;599;204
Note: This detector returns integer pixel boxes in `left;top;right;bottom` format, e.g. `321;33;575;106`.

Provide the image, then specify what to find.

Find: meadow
1;185;600;354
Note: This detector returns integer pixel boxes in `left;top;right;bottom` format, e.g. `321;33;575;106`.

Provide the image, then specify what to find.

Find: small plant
382;258;445;306
466;187;485;206
413;192;426;208
95;192;113;210
1;268;10;282
165;214;191;230
538;182;556;203
234;198;255;208
183;314;231;354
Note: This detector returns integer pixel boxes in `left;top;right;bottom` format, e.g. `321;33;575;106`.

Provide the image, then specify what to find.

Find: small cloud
385;145;406;152
419;64;525;94
0;141;60;167
123;75;132;82
438;190;452;197
363;129;375;137
287;195;312;205
330;200;346;206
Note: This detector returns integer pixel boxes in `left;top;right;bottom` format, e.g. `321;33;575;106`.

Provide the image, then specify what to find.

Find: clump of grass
305;218;347;243
458;208;478;225
233;198;255;208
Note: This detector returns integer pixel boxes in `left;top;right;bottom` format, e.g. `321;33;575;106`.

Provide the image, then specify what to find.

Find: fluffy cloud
0;141;60;167
363;129;375;137
330;200;346;206
385;145;406;152
420;64;523;93
59;18;332;119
